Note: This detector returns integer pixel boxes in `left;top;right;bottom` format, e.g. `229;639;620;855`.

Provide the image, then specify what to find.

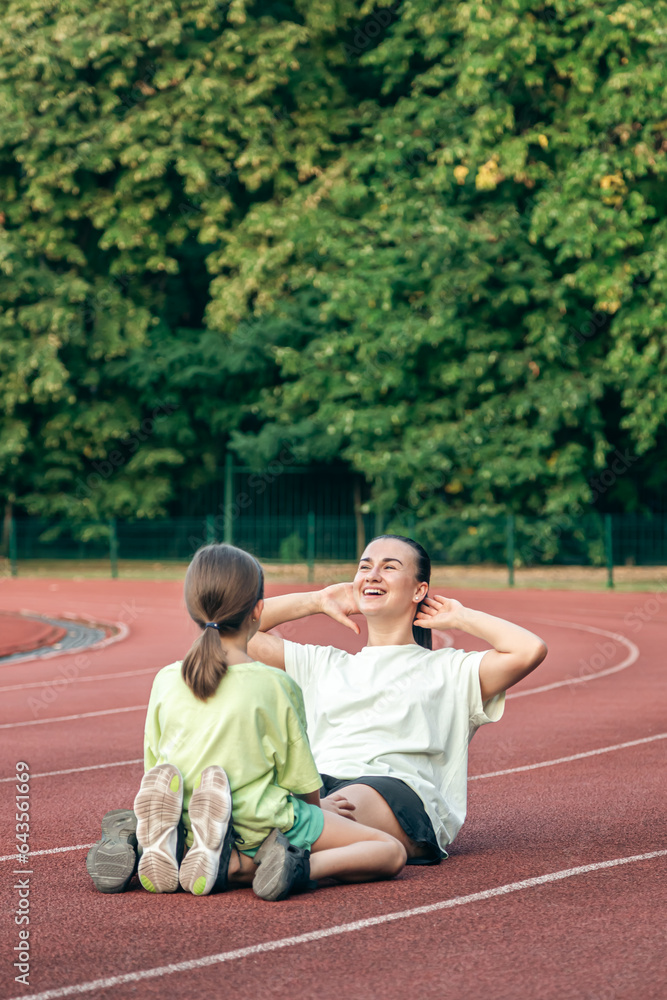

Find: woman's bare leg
322;784;432;861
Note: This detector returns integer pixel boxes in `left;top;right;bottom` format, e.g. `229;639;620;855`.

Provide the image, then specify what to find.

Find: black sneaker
179;766;233;896
252;829;316;902
210;822;245;894
86;809;138;894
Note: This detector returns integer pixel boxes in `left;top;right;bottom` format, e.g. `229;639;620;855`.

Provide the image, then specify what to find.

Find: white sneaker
179;766;233;896
134;763;183;893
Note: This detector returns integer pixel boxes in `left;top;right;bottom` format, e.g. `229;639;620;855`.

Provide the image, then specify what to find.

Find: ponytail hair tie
204;622;220;630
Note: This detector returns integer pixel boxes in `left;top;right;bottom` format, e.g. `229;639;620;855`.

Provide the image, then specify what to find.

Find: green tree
0;0;333;523
1;0;666;543
219;0;667;528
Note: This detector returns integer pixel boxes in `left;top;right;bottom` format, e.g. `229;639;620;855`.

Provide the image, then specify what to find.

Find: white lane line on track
2;617;637;728
7;850;667;1000
470;731;667;780
0;618;637;726
0;705;145;730
6;726;665;789
0;844;96;863
0;726;660;862
507;619;638;697
0;668;156;693
0;758;142;784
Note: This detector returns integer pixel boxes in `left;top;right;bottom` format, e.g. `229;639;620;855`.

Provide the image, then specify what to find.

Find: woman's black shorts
319;773;445;865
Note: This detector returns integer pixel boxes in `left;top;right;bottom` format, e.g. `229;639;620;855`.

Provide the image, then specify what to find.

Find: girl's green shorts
240;796;325;858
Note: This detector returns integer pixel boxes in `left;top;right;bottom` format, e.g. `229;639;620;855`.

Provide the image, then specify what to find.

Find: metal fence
4;512;667;586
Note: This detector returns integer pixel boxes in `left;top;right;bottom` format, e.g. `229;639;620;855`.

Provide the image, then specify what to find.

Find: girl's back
145;659;321;851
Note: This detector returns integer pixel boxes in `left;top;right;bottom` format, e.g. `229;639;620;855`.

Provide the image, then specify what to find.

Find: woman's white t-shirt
283;640;505;851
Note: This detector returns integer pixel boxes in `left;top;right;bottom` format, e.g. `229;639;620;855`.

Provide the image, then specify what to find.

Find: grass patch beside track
1;558;666;591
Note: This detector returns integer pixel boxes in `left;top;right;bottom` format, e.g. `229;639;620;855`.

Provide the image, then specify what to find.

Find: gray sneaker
86;809;138;894
252;829;315;902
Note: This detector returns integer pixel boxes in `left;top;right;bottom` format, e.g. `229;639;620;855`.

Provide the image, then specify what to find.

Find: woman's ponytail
181;544;264;701
413;598;433;650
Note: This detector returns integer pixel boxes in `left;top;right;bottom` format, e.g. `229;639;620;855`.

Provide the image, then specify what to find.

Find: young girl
88;543;406;901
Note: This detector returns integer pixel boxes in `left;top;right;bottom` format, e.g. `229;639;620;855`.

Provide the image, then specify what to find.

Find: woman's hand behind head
414;595;465;631
319;582;362;635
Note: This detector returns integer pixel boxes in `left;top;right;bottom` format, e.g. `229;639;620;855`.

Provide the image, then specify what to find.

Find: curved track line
0;668;156;693
0;616;129;666
0;705;145;730
508;618;638;697
8;851;667;1000
470;731;667;780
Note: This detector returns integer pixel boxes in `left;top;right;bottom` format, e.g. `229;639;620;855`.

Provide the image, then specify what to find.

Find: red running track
0;579;666;1000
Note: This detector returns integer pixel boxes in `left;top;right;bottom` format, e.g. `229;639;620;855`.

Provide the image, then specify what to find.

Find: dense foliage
1;0;666;533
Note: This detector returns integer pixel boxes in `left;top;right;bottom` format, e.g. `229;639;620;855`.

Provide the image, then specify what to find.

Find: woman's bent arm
457;606;547;700
257;592;323;632
247;592;320;669
248;584;361;669
415;596;547;700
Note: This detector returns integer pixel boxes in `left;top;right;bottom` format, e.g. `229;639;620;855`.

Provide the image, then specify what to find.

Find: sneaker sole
134;764;182;893
179;766;232;896
86;809;137;894
253;829;293;902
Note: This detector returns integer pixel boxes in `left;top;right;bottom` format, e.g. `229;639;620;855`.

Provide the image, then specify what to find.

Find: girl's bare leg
227;810;407;887
308;811;406;883
227;847;257;886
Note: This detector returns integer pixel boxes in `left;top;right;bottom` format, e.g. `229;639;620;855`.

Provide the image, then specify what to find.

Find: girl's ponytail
181;626;230;701
181;544;264;701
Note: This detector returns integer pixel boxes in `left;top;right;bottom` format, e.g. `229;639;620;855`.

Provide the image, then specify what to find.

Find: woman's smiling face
354;537;428;620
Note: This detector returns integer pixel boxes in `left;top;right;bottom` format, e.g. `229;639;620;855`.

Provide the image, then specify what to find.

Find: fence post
206;514;216;545
604;513;614;589
307;511;315;583
506;513;515;587
224;452;234;545
9;513;17;577
109;519;119;579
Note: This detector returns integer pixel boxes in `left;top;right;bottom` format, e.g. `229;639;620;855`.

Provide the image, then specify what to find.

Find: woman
247;534;547;863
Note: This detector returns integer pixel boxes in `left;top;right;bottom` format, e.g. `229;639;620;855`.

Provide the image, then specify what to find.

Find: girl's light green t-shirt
143;661;322;850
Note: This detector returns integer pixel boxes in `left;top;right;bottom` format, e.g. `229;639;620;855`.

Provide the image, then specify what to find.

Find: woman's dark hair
181;544;264;701
371;534;432;649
